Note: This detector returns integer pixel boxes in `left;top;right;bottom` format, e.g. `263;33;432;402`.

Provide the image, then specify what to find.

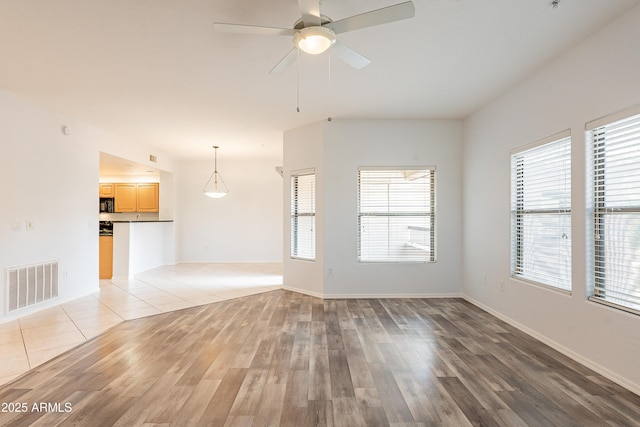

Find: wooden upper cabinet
114;184;138;212
110;183;160;213
99;183;115;198
137;183;159;212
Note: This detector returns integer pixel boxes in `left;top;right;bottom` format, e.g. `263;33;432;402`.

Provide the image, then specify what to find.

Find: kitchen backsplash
99;212;159;221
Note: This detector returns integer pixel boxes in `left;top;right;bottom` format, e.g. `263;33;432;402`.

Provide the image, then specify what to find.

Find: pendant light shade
203;146;229;198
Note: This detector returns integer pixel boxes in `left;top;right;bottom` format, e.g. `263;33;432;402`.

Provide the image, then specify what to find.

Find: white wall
283;122;325;297
283;119;463;298
175;155;283;263
324;119;463;297
0;89;175;323
462;5;640;393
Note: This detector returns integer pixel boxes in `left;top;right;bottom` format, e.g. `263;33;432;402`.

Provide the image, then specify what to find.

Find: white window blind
588;112;640;313
358;168;435;263
510;133;572;291
291;172;315;260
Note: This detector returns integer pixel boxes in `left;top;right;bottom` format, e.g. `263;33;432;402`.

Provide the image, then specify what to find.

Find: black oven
99;221;113;236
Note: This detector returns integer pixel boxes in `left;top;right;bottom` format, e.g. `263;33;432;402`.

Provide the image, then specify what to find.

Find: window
510;132;571;291
358;167;435;263
290;171;315;260
587;110;640;314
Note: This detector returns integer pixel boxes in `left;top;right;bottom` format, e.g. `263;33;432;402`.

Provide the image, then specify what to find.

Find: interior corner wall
283;119;463;298
323;119;463;298
175;155;283;263
462;5;640;393
283;122;325;297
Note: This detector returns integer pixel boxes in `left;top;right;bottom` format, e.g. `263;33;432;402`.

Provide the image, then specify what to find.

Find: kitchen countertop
111;219;174;223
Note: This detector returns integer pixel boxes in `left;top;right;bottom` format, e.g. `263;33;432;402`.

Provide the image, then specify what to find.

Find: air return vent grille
5;261;59;313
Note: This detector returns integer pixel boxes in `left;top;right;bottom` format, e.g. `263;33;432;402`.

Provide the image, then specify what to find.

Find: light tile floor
0;263;282;386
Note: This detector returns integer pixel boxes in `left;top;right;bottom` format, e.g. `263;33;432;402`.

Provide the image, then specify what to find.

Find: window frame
586;107;640;315
509;130;572;292
290;169;316;261
357;166;436;263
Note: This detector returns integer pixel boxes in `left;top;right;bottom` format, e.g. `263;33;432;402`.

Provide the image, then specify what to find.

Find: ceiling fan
213;0;415;74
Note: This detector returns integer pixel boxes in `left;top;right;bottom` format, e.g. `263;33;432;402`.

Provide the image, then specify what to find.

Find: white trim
322;292;463;300
282;286;324;299
357;165;436;172
510;276;572;296
586;105;640;130
282;287;462;300
290;167;315;176
510;129;571;155
464;295;640;397
588;295;640;317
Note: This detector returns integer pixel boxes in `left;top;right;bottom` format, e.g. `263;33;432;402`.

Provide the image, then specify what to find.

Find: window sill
510;275;572;296
588;296;640;317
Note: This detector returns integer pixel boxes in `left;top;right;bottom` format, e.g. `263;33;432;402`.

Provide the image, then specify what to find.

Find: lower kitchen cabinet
99;235;113;279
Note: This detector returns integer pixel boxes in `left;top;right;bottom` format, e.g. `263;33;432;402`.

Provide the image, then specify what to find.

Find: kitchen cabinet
137;183;159;212
99;235;113;279
114;184;138;212
99;183;115;197
109;183;160;213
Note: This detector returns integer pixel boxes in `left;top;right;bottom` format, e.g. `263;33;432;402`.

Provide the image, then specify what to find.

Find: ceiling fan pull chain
296;48;301;113
328;53;332;122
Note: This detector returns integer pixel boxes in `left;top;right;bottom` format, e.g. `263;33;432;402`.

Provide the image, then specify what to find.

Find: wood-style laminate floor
1;290;639;426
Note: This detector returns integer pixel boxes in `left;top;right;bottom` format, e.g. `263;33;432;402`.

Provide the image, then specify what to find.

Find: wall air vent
5;261;59;314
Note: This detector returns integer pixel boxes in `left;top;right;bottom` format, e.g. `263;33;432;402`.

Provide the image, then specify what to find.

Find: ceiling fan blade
270;48;298;74
331;41;371;70
213;22;295;36
324;1;415;34
297;0;321;27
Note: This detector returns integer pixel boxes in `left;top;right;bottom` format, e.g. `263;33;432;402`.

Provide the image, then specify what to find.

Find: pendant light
203;146;229;198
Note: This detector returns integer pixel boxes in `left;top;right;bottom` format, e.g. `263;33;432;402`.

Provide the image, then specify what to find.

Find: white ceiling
1;0;638;161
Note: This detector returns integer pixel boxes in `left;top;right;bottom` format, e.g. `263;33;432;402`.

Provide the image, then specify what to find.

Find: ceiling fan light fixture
295;26;336;55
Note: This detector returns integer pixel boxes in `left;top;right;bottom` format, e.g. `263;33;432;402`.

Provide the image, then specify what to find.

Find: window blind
358;168;435;263
510;133;572;291
589;112;640;313
290;172;316;260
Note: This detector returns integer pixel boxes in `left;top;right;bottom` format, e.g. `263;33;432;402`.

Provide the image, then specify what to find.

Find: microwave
100;198;114;213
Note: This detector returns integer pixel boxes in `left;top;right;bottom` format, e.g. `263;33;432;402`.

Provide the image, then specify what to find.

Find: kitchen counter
112;221;175;279
111;219;174;223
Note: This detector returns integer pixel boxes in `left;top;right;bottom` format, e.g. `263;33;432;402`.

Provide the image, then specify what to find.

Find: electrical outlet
328;268;334;277
482;274;487;285
499;281;505;292
11;221;22;232
25;220;33;231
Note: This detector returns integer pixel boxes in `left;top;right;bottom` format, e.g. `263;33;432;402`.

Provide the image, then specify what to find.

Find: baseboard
463;295;640;397
281;287;462;300
322;292;463;299
282;286;324;299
